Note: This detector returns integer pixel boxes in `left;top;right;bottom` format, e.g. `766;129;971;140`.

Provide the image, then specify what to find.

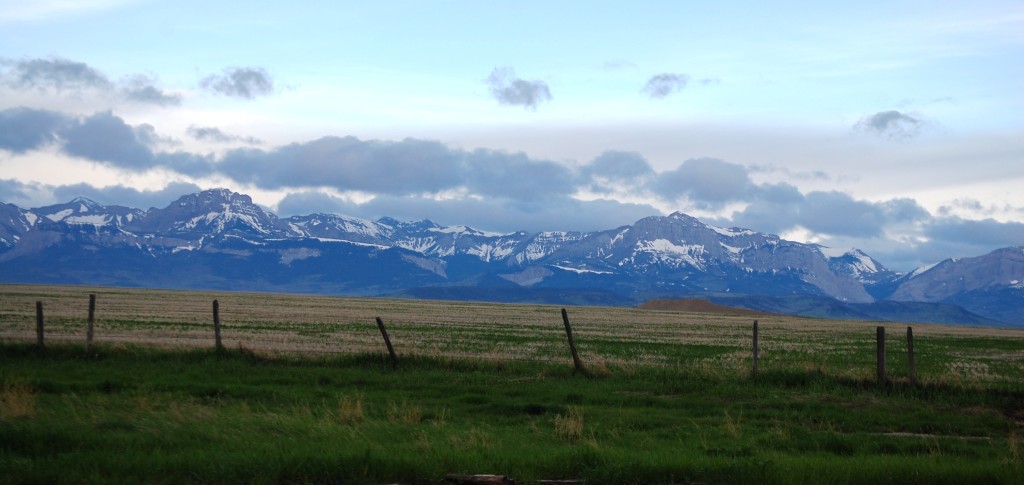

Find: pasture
1;284;1022;483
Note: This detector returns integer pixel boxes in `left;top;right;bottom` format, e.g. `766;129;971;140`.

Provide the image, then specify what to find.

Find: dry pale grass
0;382;37;419
1;284;1022;383
386;399;422;425
337;395;364;425
554;406;584;442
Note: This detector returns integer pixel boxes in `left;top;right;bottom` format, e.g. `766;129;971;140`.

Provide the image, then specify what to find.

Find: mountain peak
668;211;698;220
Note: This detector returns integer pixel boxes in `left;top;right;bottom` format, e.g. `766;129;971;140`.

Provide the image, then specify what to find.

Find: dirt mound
638;298;768;316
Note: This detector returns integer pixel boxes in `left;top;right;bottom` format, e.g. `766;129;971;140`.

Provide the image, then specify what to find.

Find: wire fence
1;285;1022;386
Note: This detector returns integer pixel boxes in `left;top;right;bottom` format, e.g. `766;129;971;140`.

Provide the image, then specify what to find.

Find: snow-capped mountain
124;189;286;239
0;188;1018;326
884;246;1024;324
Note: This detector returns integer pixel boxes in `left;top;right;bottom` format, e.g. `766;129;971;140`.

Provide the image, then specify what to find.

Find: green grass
2;343;1021;484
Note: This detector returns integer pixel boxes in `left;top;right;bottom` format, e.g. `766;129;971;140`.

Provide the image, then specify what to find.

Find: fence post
752;320;759;377
213;300;223;352
906;326;916;385
375;317;397;368
35;301;44;351
560;308;586;375
876;326;888;385
86;294;96;352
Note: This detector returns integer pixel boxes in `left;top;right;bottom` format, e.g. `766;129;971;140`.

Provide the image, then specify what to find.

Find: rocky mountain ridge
1;188;1020;326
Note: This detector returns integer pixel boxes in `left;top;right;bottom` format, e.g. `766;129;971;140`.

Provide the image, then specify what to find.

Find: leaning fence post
375;317;397;368
86;294;96;352
876;326;888;385
213;300;223;352
906;326;916;385
35;301;44;351
560;308;586;375
752;320;759;377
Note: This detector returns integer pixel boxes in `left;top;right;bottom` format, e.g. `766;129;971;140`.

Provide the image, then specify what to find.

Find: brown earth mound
638;298;769;316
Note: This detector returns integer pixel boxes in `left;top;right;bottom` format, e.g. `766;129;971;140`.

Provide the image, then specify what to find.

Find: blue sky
1;0;1022;271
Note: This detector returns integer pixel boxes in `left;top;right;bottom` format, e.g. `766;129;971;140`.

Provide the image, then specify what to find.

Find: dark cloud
53;111;210;176
854;110;925;141
0;179;48;206
122;75;181;106
463;149;573;200
726;188;931;240
924;217;1024;247
0;107;71;153
579;151;655;193
641;73;689;99
218;136;575;202
59;111;158;169
485;67;552;109
276;191;350;217
187;125;262;145
1;58;180;107
219;136;463;195
51;182;202;210
799;191;892;238
200;67;275;99
651;157;754;206
2;57;113;92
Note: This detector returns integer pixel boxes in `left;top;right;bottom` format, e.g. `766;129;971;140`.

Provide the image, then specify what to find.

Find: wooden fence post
752;319;759;377
35;301;44;351
375;317;397;368
560;308;586;375
213;300;223;352
876;326;888;385
86;294;96;352
907;326;916;385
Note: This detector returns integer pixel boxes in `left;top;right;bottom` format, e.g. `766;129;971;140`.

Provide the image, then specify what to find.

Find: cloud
854;110;926;141
218;136;580;202
924;217;1024;247
14;110;213;176
0;179;201;210
60;111;160;169
121;75;181;106
642;73;689;99
579;150;655;193
276;191;350;217
2;57;113;92
200;67;275;99
485;67;552;109
187;125;262;145
1;57;180;107
0;107;70;153
651;157;755;206
0;178;50;206
51;182;202;210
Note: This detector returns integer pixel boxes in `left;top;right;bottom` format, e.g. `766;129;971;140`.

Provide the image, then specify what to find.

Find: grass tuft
338;394;364;425
0;382;37;419
554;406;585;442
387;399;422;424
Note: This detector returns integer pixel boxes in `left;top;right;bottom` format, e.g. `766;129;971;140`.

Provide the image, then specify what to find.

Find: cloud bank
1;105;1020;271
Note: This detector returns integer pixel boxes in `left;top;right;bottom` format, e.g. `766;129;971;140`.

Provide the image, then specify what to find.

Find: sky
0;0;1022;271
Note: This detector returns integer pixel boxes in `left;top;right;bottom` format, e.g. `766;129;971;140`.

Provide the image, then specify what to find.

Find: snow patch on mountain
635;239;706;269
709;225;755;237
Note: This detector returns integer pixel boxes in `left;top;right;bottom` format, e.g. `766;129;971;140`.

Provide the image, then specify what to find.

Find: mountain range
1;188;1022;327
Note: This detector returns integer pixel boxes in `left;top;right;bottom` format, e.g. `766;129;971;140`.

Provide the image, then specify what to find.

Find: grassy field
1;284;1023;483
